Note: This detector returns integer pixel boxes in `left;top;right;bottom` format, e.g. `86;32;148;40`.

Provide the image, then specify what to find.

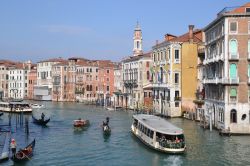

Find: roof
133;114;183;135
169;29;202;43
38;58;66;63
122;52;152;63
204;2;250;31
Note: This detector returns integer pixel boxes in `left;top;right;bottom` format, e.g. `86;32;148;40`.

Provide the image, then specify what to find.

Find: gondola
103;125;111;135
32;115;50;126
0;112;3;116
12;139;35;162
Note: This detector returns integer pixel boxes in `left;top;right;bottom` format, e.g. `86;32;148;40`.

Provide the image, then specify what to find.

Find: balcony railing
174;96;181;101
229;53;239;60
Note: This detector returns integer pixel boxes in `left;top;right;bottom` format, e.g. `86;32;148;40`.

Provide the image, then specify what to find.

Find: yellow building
152;25;203;117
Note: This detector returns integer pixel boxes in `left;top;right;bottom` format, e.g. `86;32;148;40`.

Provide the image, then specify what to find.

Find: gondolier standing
10;138;17;157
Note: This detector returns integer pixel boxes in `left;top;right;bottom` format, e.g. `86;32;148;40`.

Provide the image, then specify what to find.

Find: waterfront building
52;59;76;102
74;58;99;103
120;23;152;110
0;60;16;99
152;26;203;117
203;3;250;134
35;58;65;101
8;61;32;100
27;65;37;100
97;60;115;106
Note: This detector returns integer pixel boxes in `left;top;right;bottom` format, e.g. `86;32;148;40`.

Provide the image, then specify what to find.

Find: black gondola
32;115;50;126
0;112;3;116
103;125;111;135
12;139;35;162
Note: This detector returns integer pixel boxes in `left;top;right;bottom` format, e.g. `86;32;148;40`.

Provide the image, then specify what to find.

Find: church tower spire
133;21;143;56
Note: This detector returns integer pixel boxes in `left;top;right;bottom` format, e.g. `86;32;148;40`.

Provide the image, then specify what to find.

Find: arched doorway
230;109;237;123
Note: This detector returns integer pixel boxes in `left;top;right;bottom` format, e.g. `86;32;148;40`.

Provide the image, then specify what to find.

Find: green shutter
248;40;250;53
230;64;237;78
230;40;237;54
230;88;237;97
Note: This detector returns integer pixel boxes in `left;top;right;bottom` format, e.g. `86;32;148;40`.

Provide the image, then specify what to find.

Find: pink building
27;65;37;100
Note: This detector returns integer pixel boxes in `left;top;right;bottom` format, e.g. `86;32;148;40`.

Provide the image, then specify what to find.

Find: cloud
42;25;92;35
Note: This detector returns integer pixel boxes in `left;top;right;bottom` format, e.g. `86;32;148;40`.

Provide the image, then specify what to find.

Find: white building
203;3;250;134
34;58;65;100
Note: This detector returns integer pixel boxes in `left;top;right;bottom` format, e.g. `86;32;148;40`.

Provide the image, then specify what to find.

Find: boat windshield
156;132;185;149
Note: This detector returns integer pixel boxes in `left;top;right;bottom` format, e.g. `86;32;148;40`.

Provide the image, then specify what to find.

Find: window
174;73;179;84
230;109;237;123
146;62;149;67
149;92;152;97
136;41;139;49
246;8;250;12
174;50;180;62
230;22;237;33
229;39;238;57
248;64;250;77
107;70;109;74
96;69;98;72
147;71;150;80
230;88;237;102
248;22;250;34
153;54;156;62
107;86;109;91
229;63;237;79
248;40;250;54
144;92;147;97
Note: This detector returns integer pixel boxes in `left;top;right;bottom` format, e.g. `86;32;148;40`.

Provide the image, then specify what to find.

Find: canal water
1;102;250;166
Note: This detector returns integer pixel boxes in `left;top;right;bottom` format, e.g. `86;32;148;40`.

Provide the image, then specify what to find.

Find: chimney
156;40;158;45
189;25;194;42
164;34;176;41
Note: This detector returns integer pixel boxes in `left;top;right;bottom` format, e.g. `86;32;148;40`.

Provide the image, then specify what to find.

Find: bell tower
133;22;143;56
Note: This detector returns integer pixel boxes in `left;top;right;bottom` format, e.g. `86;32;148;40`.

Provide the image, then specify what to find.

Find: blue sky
0;0;249;63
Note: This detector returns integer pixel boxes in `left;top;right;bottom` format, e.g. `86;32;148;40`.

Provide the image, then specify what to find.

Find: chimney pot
189;25;194;42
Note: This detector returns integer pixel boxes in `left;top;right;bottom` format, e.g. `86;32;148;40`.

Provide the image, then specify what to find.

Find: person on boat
41;112;45;120
10;138;17;157
106;117;109;125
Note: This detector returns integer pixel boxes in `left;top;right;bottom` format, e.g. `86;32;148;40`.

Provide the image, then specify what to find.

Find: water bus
0;101;32;113
131;114;186;154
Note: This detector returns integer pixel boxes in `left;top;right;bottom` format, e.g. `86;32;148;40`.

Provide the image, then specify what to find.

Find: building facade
27;65;37;100
203;3;250;134
35;58;65;101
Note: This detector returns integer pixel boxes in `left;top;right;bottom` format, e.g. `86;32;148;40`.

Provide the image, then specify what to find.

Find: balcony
221;77;239;84
229;53;239;60
174;96;181;101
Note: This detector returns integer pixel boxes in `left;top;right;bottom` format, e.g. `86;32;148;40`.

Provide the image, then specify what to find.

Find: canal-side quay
1;102;250;166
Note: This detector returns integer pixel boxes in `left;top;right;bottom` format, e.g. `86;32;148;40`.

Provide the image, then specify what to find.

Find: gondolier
10;139;17;157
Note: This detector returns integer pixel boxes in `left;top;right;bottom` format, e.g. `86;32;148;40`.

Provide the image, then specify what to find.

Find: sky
0;0;249;63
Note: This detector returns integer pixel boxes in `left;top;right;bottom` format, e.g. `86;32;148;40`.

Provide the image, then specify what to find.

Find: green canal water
1;102;250;166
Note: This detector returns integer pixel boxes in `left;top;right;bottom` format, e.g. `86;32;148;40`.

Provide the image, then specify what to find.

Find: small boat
102;117;111;135
103;125;111;135
32;116;50;126
131;114;186;154
30;104;44;109
12;139;35;162
73;119;90;127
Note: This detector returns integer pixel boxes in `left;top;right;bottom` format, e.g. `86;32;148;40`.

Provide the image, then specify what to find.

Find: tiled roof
228;2;250;14
169;29;202;43
38;58;66;63
122;52;152;63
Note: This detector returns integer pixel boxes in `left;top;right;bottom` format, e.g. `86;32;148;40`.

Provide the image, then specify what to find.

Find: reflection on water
1;102;250;165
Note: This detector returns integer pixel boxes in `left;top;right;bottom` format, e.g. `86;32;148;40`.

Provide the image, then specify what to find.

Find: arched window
229;39;238;57
230;63;237;78
230;109;237;123
248;40;250;54
136;41;139;49
248;64;250;77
